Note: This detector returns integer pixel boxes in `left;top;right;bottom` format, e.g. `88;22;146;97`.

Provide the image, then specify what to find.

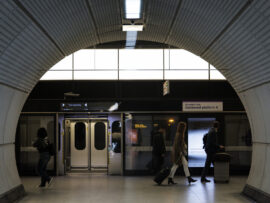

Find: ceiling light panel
122;25;143;31
125;0;141;19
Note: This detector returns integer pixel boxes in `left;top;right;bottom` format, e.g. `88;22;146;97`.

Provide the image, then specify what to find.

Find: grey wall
0;85;27;195
239;84;270;195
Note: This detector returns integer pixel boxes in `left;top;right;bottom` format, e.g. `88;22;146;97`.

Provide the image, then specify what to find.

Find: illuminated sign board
60;102;117;111
182;101;223;112
61;103;88;111
134;124;147;128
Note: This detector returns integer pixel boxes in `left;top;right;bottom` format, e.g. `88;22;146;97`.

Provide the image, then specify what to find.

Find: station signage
60;103;88;111
182;101;223;112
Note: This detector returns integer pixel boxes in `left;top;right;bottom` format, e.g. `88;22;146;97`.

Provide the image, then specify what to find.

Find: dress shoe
187;176;197;184
168;178;177;185
201;178;211;183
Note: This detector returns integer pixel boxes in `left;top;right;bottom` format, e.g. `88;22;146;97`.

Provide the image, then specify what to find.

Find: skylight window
125;0;141;19
41;49;226;81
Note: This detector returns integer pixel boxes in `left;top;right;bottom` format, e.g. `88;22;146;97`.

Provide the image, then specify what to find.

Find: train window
112;121;121;133
95;122;106;150
75;122;86;150
112;121;121;153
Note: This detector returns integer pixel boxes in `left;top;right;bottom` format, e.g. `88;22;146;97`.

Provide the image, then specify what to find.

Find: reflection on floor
19;175;253;203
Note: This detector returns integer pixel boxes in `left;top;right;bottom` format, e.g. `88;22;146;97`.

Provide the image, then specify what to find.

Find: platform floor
18;174;253;203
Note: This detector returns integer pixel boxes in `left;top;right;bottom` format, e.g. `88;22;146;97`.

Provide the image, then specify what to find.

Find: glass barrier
124;113;251;172
17;115;55;175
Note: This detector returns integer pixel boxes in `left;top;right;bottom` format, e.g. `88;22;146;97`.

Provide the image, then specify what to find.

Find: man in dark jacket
201;121;224;182
152;126;166;174
33;128;53;187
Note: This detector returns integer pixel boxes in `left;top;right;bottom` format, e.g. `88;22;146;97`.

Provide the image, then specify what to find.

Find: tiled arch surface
1;0;270;202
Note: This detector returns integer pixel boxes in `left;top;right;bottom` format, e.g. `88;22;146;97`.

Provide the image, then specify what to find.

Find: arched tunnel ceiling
1;0;270;94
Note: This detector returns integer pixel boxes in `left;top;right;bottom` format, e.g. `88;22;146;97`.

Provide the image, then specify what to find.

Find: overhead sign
163;80;170;96
182;101;223;112
60;102;115;111
61;103;88;111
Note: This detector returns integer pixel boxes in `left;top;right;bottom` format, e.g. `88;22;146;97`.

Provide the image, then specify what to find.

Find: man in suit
201;121;224;182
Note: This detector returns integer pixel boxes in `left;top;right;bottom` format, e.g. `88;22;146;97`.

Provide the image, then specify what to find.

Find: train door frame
64;118;109;172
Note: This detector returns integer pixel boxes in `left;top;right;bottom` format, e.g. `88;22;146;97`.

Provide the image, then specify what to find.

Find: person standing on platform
201;121;224;182
152;125;166;174
168;122;197;184
33;128;53;187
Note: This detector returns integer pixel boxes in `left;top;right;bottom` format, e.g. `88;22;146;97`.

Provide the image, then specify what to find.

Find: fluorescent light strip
125;31;137;48
123;25;143;31
125;0;141;19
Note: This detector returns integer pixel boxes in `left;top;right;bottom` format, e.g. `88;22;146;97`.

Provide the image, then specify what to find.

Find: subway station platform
18;175;253;203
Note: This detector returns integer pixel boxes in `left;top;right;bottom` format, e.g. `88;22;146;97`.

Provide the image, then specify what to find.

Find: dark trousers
201;152;215;179
152;154;164;174
38;152;51;185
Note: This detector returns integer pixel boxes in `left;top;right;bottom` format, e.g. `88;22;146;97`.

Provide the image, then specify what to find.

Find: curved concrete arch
1;0;270;201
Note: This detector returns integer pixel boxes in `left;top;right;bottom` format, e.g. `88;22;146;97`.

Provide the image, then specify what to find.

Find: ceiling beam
85;0;101;44
163;0;183;45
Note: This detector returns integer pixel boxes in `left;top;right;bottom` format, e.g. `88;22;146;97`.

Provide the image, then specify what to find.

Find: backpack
202;133;208;149
33;139;47;152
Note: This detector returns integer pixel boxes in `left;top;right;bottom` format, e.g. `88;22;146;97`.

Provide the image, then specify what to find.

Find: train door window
112;121;121;133
112;121;121;153
75;122;86;150
187;118;215;167
94;122;106;150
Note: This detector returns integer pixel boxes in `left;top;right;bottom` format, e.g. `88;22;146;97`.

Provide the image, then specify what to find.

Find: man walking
201;121;224;182
152;125;166;174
